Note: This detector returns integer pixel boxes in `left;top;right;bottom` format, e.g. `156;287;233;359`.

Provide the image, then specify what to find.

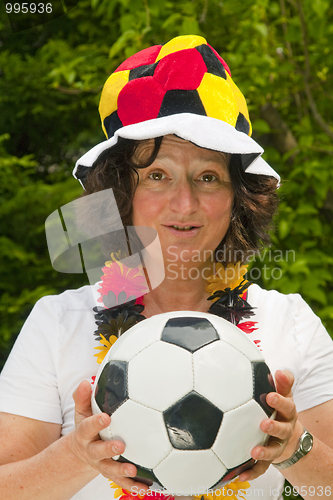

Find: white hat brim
73;114;280;185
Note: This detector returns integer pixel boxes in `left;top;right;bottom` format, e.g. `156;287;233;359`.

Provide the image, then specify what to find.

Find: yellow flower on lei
108;478;250;500
108;481;124;498
94;334;118;364
194;478;250;500
206;262;248;300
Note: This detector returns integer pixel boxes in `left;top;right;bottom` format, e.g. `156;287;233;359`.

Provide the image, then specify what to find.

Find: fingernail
270;395;278;405
112;445;119;454
99;416;106;426
266;422;273;432
258;451;264;459
124;468;132;476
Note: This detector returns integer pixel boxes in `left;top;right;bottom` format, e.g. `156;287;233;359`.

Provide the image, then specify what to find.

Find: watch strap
274;428;313;471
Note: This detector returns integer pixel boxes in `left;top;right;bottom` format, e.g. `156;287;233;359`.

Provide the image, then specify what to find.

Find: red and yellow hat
73;35;279;185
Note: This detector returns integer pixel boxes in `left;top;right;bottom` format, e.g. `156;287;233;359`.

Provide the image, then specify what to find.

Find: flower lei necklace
92;259;260;500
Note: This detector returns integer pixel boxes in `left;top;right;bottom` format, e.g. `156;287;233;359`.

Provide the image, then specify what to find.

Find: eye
148;171;165;180
199;173;218;182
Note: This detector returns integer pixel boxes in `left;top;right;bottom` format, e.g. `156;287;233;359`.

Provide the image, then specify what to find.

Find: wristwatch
274;428;313;470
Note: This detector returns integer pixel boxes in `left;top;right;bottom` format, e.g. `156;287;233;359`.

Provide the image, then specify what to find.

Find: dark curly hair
76;136;279;264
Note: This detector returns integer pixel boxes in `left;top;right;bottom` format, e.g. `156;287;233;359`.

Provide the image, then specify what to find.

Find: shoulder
247;283;327;352
17;284;100;349
32;284;100;318
246;284;333;411
248;282;307;308
247;283;321;330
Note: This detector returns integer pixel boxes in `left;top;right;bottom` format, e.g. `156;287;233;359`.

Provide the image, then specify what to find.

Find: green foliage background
0;1;332;497
1;0;333;360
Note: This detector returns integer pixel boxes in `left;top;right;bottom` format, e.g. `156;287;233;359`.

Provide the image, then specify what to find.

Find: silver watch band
274;428;313;471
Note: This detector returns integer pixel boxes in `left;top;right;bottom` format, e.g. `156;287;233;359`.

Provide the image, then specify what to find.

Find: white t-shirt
1;283;333;500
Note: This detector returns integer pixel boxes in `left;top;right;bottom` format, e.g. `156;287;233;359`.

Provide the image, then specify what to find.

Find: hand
239;370;303;481
68;380;149;492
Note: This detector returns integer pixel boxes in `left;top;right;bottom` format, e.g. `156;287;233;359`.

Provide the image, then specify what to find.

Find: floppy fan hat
73;35;280;187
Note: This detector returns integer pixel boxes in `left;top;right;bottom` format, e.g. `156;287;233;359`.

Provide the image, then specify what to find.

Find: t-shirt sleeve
291;294;333;413
0;296;62;424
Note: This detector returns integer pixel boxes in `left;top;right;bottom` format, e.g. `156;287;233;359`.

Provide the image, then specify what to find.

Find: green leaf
278;219;290;240
289;259;310;275
254;23;268;37
109;30;136;59
312;0;330;18
252;119;271;134
181;17;201;35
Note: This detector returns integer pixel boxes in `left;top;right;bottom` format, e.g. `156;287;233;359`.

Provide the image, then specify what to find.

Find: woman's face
132;135;233;269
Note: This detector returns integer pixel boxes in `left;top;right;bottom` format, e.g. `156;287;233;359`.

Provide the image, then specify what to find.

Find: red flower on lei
97;261;148;304
109;481;174;500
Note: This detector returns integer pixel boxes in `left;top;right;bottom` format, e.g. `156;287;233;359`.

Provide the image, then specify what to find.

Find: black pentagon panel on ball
235;112;250;135
103;111;123;140
158;90;206;118
95;360;128;416
213;458;256;488
161;317;219;352
129;63;158;81
117;456;164;489
163;392;223;450
252;361;276;417
195;44;227;80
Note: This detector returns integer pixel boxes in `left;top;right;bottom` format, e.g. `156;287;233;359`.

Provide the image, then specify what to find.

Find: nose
168;180;199;215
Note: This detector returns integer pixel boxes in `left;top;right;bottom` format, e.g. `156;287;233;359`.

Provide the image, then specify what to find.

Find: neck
143;261;215;316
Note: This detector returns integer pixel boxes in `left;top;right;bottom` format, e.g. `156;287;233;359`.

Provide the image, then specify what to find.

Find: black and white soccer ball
91;311;276;494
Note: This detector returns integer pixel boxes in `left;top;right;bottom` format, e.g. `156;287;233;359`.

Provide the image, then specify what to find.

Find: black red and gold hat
73;35;280;186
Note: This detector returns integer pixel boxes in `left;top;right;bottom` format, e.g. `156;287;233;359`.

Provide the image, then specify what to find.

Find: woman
0;35;333;500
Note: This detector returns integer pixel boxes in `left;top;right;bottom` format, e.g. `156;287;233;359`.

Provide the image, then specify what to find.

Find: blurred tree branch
289;0;333;139
260;103;298;159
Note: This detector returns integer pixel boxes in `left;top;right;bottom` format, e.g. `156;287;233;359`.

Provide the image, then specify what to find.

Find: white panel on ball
207;314;263;362
212;399;268;468
110;400;172;468
193;341;253;412
154;449;227;494
106;315;165;362
128;342;193;411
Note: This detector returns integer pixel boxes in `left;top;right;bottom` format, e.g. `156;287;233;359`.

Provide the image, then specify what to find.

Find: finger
274;370;294;398
97;459;150;494
73;380;94;424
87;439;126;461
98;458;137;479
266;392;297;422
239;460;270;482
250;438;286;462
260;418;293;441
112;475;150;494
77;412;111;442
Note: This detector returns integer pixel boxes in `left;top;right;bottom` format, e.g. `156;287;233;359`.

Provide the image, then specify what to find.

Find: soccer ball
91;311;276;494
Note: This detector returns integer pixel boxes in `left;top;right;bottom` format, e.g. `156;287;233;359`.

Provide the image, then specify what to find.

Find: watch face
302;434;313;453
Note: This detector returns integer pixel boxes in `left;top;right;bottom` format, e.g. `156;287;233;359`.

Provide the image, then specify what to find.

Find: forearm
279;436;333;499
0;433;98;500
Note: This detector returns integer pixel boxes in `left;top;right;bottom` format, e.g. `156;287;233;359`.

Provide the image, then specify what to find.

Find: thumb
274;370;294;398
73;380;93;426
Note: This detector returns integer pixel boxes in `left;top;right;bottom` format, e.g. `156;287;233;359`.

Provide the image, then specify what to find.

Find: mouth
170;225;197;231
163;223;202;237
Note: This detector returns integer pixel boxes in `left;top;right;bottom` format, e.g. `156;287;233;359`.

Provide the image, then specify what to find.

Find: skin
131;135;233;316
0;135;332;499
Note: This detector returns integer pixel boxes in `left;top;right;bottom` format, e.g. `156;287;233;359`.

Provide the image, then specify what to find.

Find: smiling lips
171;225;196;231
166;223;202;230
163;223;202;236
